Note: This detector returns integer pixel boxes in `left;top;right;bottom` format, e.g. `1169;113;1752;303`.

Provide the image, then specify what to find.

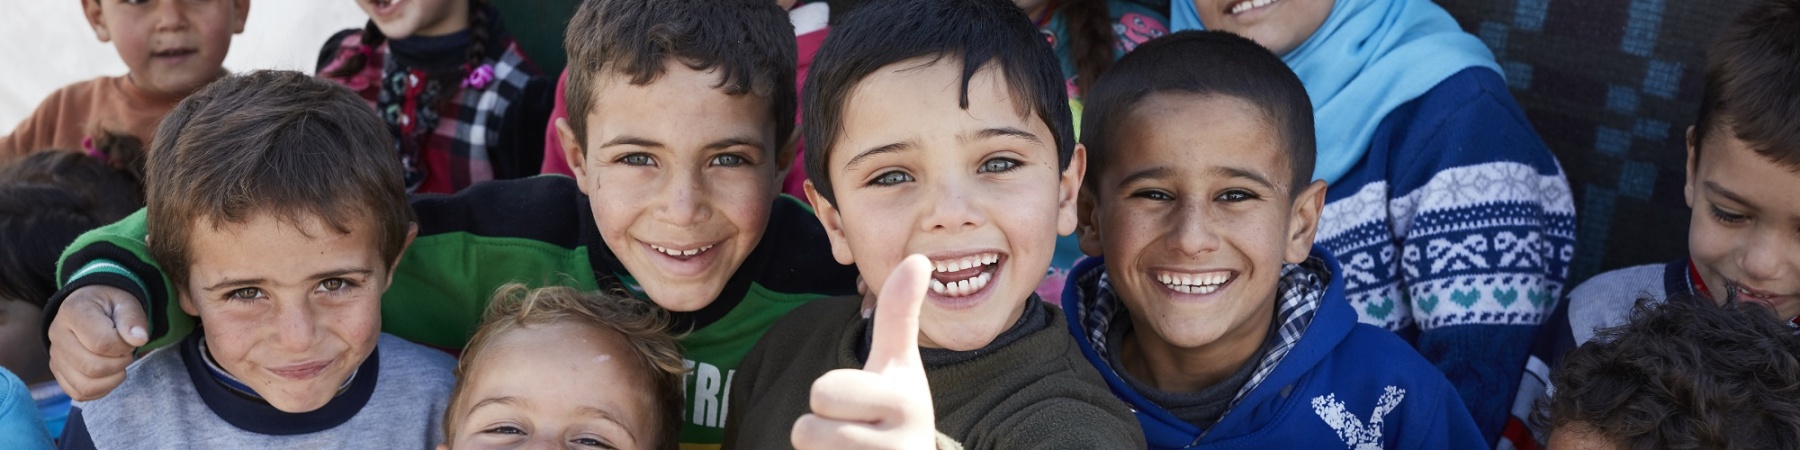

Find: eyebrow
201;268;374;292
1705;181;1756;209
1117;166;1173;188
1213;166;1280;191
599;135;765;152
842;127;1045;173
576;406;638;441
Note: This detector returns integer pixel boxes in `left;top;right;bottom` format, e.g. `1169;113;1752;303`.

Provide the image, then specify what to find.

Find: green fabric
55;210;193;350
56;195;846;449
724;297;1147;449
489;0;579;74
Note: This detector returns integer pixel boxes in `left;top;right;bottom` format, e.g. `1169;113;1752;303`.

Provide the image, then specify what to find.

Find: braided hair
1064;0;1114;97
326;0;492;78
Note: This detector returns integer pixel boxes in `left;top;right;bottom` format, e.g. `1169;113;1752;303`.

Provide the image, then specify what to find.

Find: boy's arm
42;209;181;401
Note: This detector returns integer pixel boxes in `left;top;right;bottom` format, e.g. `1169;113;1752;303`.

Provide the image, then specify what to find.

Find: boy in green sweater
722;0;1143;448
41;1;855;448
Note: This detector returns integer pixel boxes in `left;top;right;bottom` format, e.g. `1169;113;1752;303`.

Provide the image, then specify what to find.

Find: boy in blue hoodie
1062;30;1483;449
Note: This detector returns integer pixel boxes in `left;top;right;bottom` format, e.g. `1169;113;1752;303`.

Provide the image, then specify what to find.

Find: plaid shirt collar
1080;256;1331;412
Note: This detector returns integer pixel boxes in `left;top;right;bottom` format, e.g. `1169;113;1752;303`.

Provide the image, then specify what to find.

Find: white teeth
1230;0;1275;14
931;253;1000;273
1155;271;1231;294
930;272;992;297
650;244;714;257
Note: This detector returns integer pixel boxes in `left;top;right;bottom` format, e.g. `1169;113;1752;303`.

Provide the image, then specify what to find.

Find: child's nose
654;169;713;227
274;301;319;352
919;179;985;233
1168;201;1221;256
152;0;192;32
1738;229;1793;282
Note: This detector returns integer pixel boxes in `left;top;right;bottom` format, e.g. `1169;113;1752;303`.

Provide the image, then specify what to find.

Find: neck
412;1;473;38
127;69;225;100
1119;303;1274;393
916;296;1030;350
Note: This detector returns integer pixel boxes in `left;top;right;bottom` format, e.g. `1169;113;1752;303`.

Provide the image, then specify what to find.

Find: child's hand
793;254;938;450
47;285;149;401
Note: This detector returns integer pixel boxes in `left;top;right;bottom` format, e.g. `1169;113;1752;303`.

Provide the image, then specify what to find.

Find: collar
198;337;359;401
180;333;382;435
1079;255;1330;423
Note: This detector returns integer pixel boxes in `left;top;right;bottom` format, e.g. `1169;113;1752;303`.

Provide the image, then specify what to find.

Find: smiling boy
723;0;1142;448
57;71;455;449
1505;1;1800;447
1;0;248;165
43;1;855;448
1063;31;1482;449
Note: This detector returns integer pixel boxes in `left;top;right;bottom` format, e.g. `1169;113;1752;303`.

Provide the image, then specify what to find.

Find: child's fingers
864;254;930;375
808;368;908;424
791;413;891;450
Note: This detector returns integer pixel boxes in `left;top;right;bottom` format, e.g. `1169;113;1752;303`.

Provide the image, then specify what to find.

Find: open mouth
1727;280;1793;305
649;243;716;260
929;252;1001;298
151;48;198;59
1225;0;1282;15
369;0;404;15
1156;270;1235;295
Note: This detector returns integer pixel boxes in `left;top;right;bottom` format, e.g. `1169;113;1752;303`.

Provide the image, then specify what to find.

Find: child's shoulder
370;334;458;401
1563;261;1679;346
410;176;587;241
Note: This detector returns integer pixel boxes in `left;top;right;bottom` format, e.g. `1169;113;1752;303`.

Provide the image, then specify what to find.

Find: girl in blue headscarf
1170;0;1576;444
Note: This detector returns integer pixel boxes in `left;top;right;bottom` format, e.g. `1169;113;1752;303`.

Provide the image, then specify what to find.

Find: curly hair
1538;294;1800;449
446;283;688;450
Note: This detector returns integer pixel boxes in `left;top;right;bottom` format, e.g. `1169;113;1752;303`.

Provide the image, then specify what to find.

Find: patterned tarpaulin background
1433;0;1752;286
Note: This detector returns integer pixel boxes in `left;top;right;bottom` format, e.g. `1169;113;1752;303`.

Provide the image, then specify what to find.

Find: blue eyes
615;154;751;167
865;158;1023;187
979;158;1020;173
871;171;914;186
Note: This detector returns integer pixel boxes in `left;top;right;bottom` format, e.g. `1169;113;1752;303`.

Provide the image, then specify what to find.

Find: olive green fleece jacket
722;296;1145;449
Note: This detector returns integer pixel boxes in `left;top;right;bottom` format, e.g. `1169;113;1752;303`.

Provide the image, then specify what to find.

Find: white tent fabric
0;1;369;130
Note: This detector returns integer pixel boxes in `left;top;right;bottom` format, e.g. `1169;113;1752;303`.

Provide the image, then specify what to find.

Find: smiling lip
368;0;404;18
268;360;332;380
1153;268;1237;298
1224;0;1282;16
639;239;725;277
1730;281;1795;305
923;250;1005;310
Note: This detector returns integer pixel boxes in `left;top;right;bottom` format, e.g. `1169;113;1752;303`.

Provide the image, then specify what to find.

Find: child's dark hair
145;70;414;290
448;284;687;450
1065;0;1116;97
0;136;146;306
326;0;494;79
561;0;796;154
803;0;1073;205
1081;31;1314;194
1692;0;1800;171
1535;295;1800;449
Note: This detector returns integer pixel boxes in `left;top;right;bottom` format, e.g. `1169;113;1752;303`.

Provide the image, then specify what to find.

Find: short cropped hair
1693;0;1800;171
447;284;687;450
1081;31;1315;193
145;71;413;289
802;0;1073;205
562;0;796;153
0;135;145;306
1538;295;1800;449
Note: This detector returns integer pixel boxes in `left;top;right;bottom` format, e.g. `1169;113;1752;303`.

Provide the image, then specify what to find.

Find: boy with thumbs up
722;0;1143;448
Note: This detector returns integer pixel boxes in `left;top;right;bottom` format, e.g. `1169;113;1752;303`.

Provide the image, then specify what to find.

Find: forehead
830;57;1051;164
583;64;775;145
1696;131;1800;212
1105;93;1290;184
186;212;381;270
467;322;655;402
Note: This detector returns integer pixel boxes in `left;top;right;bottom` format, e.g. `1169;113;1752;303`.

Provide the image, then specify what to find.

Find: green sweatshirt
48;176;859;450
723;296;1146;449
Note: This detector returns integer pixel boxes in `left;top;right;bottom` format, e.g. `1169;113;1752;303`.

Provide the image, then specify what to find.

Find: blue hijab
1171;0;1499;184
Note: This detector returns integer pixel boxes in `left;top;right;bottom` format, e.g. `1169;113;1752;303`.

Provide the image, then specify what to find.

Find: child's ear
1076;186;1103;257
555;118;593;194
1056;145;1088;237
178;290;198;316
1283;179;1328;264
84;0;111;43
1685;125;1698;208
804;180;856;266
231;0;251;34
383;222;420;291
